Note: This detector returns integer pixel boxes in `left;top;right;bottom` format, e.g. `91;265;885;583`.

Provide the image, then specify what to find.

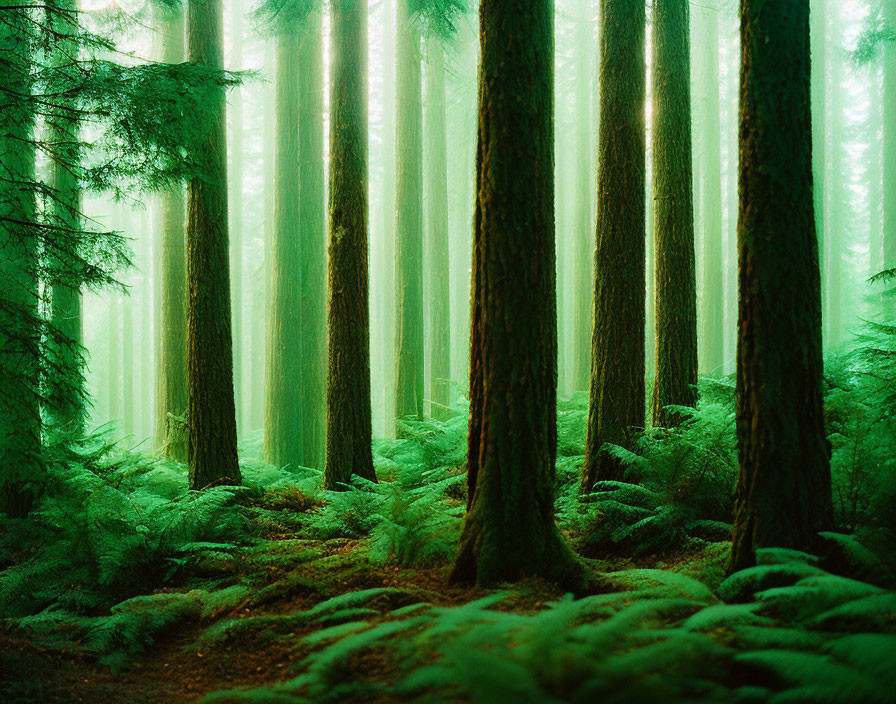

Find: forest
1;0;896;701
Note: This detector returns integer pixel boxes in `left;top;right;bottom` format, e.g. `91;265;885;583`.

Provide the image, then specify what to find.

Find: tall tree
810;0;826;272
652;0;697;427
155;2;189;461
186;0;241;489
0;5;41;517
582;0;646;490
882;1;896;268
264;17;303;471
572;1;593;393
393;0;425;429
229;0;245;432
324;0;377;490
730;0;832;572
824;41;845;345
298;9;327;469
451;0;582;587
698;3;724;378
426;32;451;419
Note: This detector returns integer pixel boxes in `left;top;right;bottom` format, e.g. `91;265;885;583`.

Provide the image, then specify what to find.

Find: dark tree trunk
652;0;697;427
393;0;425;429
186;0;241;489
450;0;583;588
324;0;377;490
730;0;832;572
582;0;646;490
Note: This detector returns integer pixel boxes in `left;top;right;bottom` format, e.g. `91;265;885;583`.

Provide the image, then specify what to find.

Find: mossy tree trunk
651;0;697;427
299;10;327;470
393;0;425;430
0;7;40;517
324;0;377;490
264;25;303;471
450;0;583;588
155;3;189;461
730;0;832;572
186;0;241;489
426;34;451;420
582;0;646;490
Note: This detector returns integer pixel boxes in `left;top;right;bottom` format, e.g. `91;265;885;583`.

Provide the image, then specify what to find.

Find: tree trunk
824;44;844;346
393;0;425;429
0;7;40;517
450;0;583;588
264;28;303;471
810;0;826;275
426;35;451;420
652;0;697;428
582;0;646;490
229;0;244;434
882;3;896;268
186;0;241;489
324;0;377;490
699;4;724;378
299;10;327;470
730;0;832;572
155;3;189;462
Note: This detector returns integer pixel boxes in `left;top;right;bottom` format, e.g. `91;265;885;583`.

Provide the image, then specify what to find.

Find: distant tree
651;0;697;427
229;0;245;433
186;0;241;489
730;0;832;572
325;0;377;489
0;5;41;517
582;0;646;490
451;0;583;587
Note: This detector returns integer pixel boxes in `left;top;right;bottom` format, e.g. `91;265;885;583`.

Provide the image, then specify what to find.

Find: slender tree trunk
44;0;84;435
258;43;275;434
811;0;826;275
0;7;40;517
325;0;376;490
229;0;244;434
572;4;593;393
824;46;845;346
652;0;697;427
299;10;327;469
108;291;120;426
730;0;832;572
264;26;303;470
122;258;134;436
582;0;646;489
699;4;724;378
882;4;896;268
155;3;189;461
393;0;425;429
869;63;883;276
450;0;583;588
426;35;451;419
186;0;240;488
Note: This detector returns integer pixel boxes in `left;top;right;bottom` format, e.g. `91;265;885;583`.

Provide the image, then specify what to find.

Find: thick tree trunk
730;0;832;572
155;4;189;461
324;0;376;490
0;7;40;517
186;0;240;489
393;0;425;429
450;0;583;588
264;29;303;471
572;4;593;394
299;11;327;470
582;0;646;489
698;4;724;378
426;35;451;420
652;0;697;427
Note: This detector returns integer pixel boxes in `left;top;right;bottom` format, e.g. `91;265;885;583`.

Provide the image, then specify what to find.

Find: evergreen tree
155;2;189;461
582;0;646;489
730;0;832;572
0;5;41;517
229;0;245;433
324;0;377;489
451;0;583;588
186;0;241;489
651;0;697;427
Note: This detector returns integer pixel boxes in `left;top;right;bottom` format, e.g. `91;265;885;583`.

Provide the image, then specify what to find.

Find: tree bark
393;0;425;429
582;0;646;490
186;0;241;489
730;0;832;572
324;0;377;490
450;0;583;588
652;0;697;427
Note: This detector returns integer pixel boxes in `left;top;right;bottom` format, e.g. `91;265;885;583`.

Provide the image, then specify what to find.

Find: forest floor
3;393;896;703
